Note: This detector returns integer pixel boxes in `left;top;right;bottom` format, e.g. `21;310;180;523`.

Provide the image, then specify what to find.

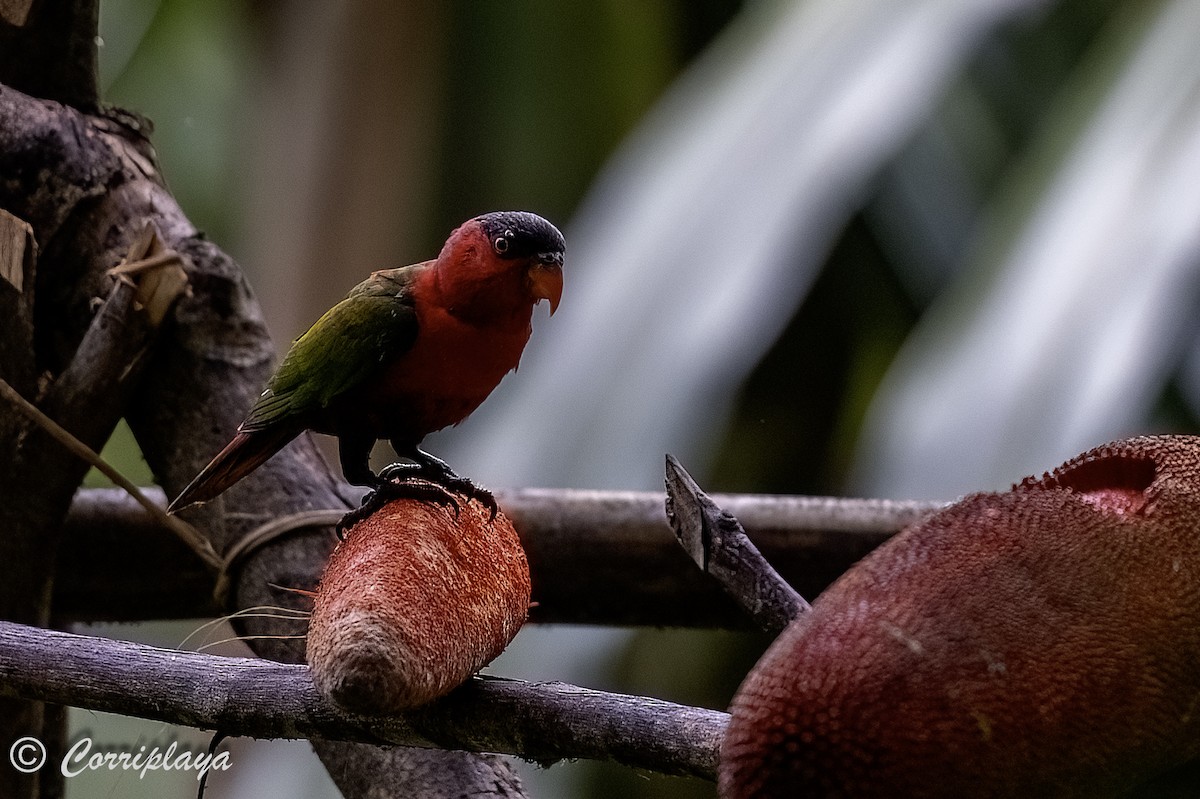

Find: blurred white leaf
440;0;1045;490
855;0;1200;498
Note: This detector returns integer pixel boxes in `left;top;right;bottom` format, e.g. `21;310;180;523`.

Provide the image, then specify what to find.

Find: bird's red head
437;211;565;319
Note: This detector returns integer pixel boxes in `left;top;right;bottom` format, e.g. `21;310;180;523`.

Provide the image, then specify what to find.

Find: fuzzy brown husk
306;492;530;713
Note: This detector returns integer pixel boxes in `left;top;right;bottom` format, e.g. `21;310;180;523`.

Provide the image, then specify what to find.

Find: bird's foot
335;477;462;538
335;451;501;536
381;456;499;520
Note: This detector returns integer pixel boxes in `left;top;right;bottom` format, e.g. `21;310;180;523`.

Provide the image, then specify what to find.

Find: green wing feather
240;266;421;431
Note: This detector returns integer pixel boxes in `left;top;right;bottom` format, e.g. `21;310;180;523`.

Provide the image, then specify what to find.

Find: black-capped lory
168;211;564;514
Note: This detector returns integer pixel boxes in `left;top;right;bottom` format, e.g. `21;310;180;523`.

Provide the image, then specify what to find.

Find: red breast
365;295;534;437
355;220;551;441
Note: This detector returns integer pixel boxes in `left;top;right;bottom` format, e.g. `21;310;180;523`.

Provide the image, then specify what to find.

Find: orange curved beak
528;260;563;315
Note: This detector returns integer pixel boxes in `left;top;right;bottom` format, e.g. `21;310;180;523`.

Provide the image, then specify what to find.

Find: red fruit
721;436;1200;798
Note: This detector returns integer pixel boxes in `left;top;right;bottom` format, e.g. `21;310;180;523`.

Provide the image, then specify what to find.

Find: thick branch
0;619;725;780
59;487;943;625
0;231;182;658
59;488;223;620
0;254;177;799
0;208;35;413
1;5;105;796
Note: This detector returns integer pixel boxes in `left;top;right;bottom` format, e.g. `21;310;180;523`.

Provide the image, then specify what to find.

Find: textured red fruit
721;436;1200;798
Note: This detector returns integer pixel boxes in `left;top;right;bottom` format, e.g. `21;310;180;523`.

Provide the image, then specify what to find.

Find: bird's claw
438;473;499;521
336;498;376;538
336;478;463;537
378;461;421;482
379;459;499;521
333;472;506;535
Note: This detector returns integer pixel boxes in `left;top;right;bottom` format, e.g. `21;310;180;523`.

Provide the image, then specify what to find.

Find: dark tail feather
168;427;297;513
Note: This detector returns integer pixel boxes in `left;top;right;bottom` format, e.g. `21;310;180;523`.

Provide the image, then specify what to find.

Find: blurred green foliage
436;1;676;225
101;0;251;246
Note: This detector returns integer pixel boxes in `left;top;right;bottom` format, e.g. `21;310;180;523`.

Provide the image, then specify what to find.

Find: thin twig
0;378;220;569
105;249;183;278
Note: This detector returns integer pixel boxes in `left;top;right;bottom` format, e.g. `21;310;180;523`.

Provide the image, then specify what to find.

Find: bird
168;210;564;515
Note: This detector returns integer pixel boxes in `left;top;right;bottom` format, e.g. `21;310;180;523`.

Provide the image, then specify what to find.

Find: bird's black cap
476;211;565;264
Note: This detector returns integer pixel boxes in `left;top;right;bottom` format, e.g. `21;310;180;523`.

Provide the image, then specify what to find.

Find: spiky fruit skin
720;436;1200;798
306;490;530;713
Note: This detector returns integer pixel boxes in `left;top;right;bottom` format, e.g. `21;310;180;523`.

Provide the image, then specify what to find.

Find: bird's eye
493;236;510;254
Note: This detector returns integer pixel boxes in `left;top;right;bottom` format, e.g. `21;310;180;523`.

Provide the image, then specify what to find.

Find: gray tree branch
57;486;943;626
0;619;726;780
0;216;179;799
